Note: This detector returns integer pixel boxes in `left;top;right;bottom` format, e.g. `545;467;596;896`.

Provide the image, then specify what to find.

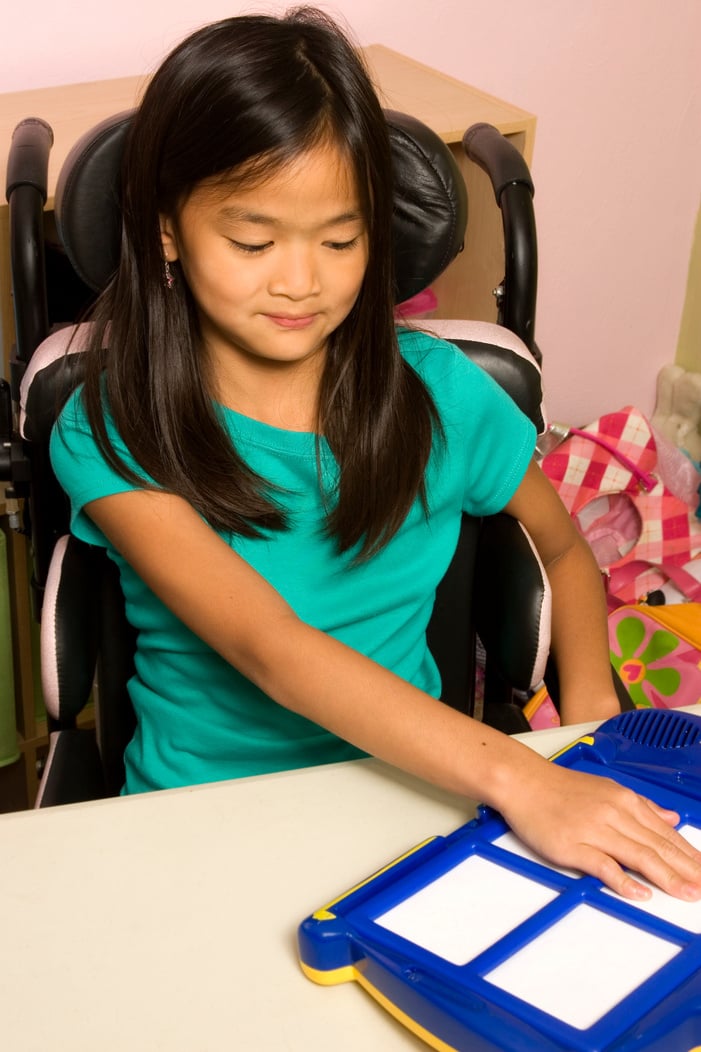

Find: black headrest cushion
54;109;467;302
386;110;467;301
54;111;132;292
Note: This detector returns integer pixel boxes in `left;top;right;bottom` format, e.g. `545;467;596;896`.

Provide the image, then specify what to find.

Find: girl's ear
159;215;179;262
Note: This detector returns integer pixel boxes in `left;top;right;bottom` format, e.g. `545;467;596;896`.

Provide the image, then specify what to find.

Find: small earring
164;259;175;290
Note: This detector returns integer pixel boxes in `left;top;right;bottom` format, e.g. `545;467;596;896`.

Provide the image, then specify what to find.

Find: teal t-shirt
50;328;535;793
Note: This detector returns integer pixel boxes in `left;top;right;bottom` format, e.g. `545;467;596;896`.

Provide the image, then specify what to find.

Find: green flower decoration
610;616;681;709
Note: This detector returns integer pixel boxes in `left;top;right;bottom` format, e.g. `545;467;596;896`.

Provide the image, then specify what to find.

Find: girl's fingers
645;799;682;827
577;796;701;901
573;848;652;901
509;768;701;901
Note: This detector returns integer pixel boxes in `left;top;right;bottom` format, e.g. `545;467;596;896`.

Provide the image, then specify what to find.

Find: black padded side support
45;537;101;725
41;542;135;799
427;515;480;715
449;339;543;433
474;514;546;691
37;730;107;807
27;447;72;606
23;349;88;599
22;347;87;444
95;552;136;796
426;329;544;719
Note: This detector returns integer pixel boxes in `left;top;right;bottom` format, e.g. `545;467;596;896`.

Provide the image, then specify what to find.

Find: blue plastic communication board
298;709;701;1051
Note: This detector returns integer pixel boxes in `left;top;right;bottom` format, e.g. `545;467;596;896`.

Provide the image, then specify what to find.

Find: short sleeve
50;386;154;547
398;327;536;517
455;360;536;516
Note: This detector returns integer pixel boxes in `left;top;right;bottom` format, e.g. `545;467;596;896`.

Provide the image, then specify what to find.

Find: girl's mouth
266;314;317;330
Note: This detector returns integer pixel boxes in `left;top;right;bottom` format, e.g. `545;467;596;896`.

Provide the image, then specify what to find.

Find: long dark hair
80;6;439;558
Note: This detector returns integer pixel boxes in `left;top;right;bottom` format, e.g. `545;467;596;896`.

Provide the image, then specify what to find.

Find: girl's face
160;141;369;411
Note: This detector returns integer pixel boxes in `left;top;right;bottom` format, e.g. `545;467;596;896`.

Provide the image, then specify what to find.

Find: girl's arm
84;487;701;902
504;460;621;724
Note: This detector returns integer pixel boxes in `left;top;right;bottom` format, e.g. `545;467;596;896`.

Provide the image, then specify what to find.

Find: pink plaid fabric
542;407;701;603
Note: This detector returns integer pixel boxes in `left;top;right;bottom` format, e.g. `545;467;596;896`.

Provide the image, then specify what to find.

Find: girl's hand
501;761;701;901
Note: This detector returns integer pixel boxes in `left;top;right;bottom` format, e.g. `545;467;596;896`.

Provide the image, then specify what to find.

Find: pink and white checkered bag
541;406;701;605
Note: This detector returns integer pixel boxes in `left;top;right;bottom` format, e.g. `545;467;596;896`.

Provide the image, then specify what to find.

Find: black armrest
474;512;549;692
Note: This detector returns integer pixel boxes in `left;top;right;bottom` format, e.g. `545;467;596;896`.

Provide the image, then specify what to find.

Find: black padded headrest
386;110;466;301
54;111;132;293
54;109;467;302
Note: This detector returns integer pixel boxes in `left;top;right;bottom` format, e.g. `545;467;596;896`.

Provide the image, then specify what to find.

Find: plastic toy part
298;709;701;1052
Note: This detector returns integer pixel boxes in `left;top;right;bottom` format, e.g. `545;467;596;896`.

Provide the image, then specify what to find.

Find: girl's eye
230;241;272;254
325;237;360;252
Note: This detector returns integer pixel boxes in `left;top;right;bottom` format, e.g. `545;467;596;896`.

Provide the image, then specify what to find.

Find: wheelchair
2;108;550;806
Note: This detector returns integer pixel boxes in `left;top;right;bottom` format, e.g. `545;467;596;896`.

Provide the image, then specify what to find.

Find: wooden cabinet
0;46;535;808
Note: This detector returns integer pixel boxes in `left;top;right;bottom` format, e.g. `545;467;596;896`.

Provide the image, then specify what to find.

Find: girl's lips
266;313;317;329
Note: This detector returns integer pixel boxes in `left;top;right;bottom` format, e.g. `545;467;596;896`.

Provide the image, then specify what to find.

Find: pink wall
3;0;700;424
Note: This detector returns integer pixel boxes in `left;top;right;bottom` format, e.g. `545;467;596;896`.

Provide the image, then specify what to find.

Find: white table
0;721;601;1051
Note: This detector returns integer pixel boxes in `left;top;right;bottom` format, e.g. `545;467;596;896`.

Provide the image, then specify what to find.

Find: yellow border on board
312;836;437;920
548;735;595;763
300;959;459;1052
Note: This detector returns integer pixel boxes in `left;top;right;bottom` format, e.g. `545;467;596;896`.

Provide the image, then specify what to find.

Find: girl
51;7;701;901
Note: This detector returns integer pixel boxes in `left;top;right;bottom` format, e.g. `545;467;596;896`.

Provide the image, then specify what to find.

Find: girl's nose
268;246;321;299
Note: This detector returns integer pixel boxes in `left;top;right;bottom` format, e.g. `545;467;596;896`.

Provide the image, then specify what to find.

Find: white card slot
374;855;557;966
486;903;680;1030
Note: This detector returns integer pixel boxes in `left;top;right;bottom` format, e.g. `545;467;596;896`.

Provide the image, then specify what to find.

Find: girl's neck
208;351;323;433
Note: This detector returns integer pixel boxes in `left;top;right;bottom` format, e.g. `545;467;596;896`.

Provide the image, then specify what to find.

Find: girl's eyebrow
217;206;363;228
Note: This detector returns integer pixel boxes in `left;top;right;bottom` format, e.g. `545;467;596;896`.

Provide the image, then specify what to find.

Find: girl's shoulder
396;325;499;402
57;381;87;423
52;382;93;449
55;378;121;442
52;380;140;476
396;324;461;365
396;324;536;459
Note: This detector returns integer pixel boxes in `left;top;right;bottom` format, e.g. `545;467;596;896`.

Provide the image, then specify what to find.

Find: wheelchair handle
6;118;54;202
463;123;538;359
7;119;54;366
462;122;534;205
